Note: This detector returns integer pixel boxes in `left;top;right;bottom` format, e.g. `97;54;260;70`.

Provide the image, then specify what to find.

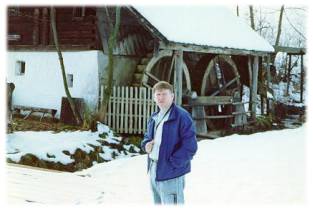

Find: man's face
154;89;174;109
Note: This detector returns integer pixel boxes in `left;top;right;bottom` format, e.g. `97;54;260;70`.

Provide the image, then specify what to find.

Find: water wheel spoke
145;71;160;82
211;76;240;96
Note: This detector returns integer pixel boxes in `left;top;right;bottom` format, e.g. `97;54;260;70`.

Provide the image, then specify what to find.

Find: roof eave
127;6;169;43
160;41;274;56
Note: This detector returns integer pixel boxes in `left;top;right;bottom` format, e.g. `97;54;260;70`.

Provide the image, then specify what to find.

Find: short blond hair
152;81;174;94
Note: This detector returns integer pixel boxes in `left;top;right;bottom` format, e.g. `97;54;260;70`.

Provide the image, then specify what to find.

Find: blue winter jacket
141;103;198;181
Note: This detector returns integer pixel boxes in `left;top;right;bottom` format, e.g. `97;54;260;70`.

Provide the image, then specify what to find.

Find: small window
66;74;73;88
73;7;85;19
15;61;25;76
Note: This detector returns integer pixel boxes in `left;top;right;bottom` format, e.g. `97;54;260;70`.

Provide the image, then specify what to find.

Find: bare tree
98;7;121;122
50;7;82;125
274;5;285;50
236;5;240;16
249;6;255;30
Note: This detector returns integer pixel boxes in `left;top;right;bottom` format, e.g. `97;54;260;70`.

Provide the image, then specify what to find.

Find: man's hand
145;140;154;153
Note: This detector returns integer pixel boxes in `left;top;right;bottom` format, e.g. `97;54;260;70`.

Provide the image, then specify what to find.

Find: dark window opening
15;61;25;76
66;74;73;88
73;7;85;19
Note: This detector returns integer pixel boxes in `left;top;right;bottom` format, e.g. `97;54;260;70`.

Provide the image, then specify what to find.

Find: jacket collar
152;102;178;122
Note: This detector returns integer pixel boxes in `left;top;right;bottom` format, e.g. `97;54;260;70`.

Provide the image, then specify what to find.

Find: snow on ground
6;125;306;205
6;123;141;164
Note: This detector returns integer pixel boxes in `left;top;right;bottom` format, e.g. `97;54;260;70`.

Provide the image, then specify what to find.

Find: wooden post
286;54;292;96
41;7;49;45
300;54;304;103
248;56;253;111
33;8;40;45
259;57;264;115
191;92;208;135
174;50;183;106
266;55;272;115
251;56;259;120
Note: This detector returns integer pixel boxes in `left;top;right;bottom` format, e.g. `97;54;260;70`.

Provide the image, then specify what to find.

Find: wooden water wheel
200;55;241;130
142;50;191;94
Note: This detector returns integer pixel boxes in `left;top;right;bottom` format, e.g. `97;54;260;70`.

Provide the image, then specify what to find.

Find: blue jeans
149;160;185;205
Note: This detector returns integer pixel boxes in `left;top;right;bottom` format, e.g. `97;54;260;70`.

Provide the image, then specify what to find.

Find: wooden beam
193;115;234;119
192;106;208;134
286;54;292;96
265;55;272;115
300;54;304;103
33;8;40;45
145;71;160;82
41;8;49;45
259;57;264;115
248;55;253;111
188;96;233;106
274;45;306;55
174;50;183;106
127;6;168;43
251;56;259;120
160;41;271;56
210;76;240;96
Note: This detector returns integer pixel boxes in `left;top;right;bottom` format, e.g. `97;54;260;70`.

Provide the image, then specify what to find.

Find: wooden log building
7;6;276;137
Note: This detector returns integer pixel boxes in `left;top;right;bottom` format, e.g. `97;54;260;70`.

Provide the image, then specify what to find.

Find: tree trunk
275;5;284;49
50;7;82;125
98;7;121;122
271;5;284;63
236;5;240;16
249;6;255;30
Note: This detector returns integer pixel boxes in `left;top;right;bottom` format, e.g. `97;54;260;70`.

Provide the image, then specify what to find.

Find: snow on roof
133;5;274;53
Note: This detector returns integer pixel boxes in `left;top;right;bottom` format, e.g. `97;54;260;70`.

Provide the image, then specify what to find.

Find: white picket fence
100;86;158;134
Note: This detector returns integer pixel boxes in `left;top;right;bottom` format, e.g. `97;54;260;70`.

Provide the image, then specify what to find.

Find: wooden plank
248;55;253;111
232;111;251;115
192;106;207;134
117;87;121;133
300;54;304;103
129;87;133;134
112;86;116;132
274;45;306;54
143;87;147;133
265;55;272;115
286;54;292;96
233;91;247;126
174;50;183;106
134;87;138;134
188;96;233;106
100;84;104;104
107;86;111;128
147;88;151;132
120;86;124;133
32;8;40;45
125;86;129;133
193;115;234;119
138;88;143;134
41;8;49;45
251;56;259;120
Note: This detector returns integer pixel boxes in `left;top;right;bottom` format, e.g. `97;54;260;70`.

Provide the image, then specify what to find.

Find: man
141;81;198;205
